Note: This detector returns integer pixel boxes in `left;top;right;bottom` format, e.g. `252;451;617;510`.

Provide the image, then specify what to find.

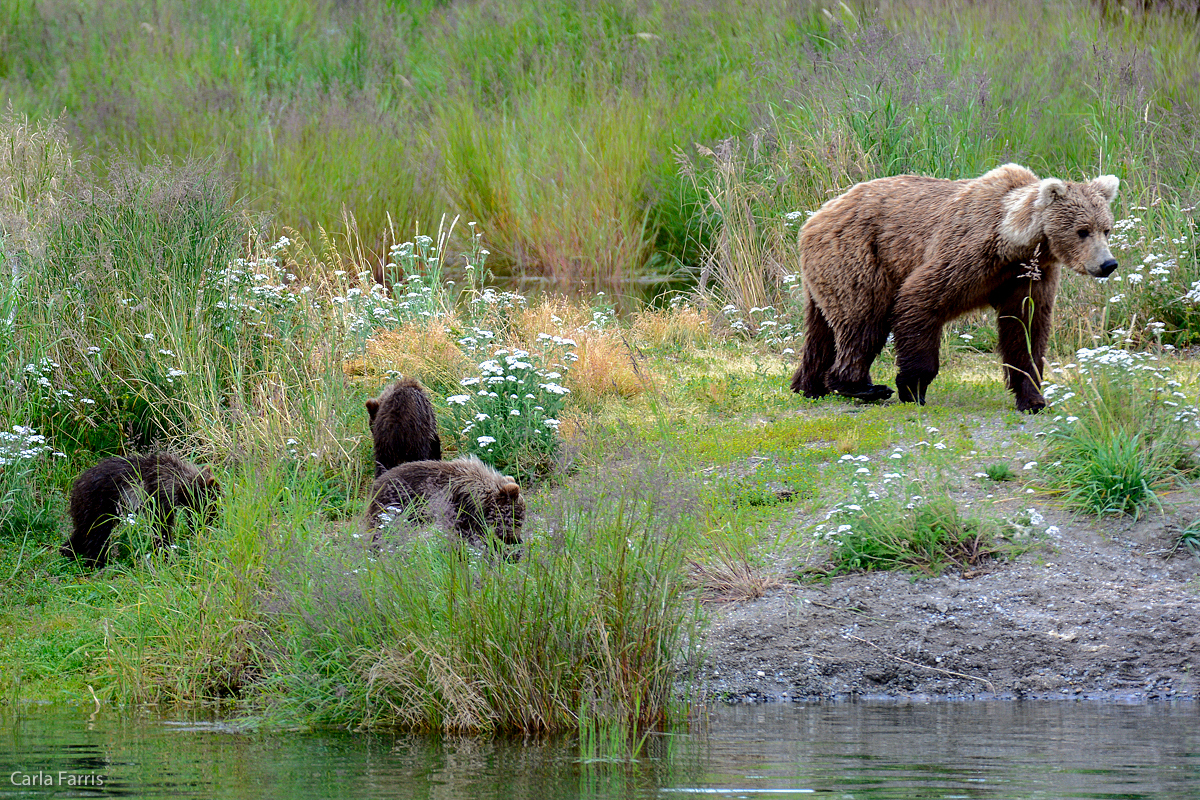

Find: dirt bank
698;423;1200;704
700;498;1200;703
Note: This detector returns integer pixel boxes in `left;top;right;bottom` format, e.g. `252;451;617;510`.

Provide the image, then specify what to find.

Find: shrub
445;336;575;483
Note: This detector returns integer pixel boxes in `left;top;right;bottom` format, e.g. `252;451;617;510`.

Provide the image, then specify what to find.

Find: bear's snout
1093;258;1118;278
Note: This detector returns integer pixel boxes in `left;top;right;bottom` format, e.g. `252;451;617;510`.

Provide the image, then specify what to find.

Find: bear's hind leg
60;517;116;567
824;316;894;402
791;290;835;397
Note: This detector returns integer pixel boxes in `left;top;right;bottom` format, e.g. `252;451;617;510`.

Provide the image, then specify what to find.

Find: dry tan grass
686;552;783;602
507;297;658;407
345;316;472;395
630;303;714;350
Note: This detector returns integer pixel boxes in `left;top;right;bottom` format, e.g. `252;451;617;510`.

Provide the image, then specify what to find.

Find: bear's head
178;466;222;524
1032;175;1120;278
485;479;525;545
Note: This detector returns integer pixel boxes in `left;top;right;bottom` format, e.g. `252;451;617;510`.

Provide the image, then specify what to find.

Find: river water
2;701;1197;798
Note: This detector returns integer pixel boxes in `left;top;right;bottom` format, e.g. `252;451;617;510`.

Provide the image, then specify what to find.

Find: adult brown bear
790;164;1119;412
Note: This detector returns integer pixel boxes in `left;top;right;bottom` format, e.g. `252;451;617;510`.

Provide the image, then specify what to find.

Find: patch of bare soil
698;414;1200;704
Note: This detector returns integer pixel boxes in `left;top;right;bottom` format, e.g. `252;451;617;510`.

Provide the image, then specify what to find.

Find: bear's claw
836;383;894;402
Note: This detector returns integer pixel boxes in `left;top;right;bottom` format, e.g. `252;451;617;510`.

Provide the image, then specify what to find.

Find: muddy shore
698;458;1200;704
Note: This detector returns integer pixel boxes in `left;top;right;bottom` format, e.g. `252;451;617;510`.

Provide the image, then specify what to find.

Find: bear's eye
1104;228;1111;237
1077;228;1089;239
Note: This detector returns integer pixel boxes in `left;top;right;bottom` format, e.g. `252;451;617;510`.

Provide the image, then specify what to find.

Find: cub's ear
365;398;380;420
1034;178;1067;209
499;481;520;498
1090;174;1119;204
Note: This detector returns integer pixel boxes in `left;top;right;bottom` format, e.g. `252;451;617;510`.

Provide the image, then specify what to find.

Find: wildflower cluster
0;424;60;468
1096;205;1199;345
811;446;926;547
206;235;445;356
464;287;527;326
781;209;816;230
810;441;1036;574
11;357;105;433
205;236;317;354
1039;342;1199;517
383;234;454;319
323;267;436;350
209;237;304;325
585;292;615;331
0;424;62;537
446;335;576;481
1042;344;1199;429
718;300;801;352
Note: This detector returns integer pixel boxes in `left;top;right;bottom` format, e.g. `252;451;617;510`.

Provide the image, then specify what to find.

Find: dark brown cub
61;453;221;568
365;378;442;477
365;456;525;548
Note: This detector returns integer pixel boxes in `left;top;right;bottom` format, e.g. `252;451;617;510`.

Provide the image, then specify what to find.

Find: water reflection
1;701;1196;799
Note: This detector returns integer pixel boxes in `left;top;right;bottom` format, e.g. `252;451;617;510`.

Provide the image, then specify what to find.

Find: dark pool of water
2;701;1197;799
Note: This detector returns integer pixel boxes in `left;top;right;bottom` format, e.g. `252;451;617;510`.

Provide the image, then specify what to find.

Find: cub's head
486;479;526;545
1002;173;1120;278
179;466;222;524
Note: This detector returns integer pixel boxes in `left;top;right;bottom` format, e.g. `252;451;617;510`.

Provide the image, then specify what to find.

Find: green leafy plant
984;462;1016;482
1174;520;1200;561
824;495;1002;576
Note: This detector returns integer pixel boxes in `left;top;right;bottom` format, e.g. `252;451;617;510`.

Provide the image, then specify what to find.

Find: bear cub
61;453;221;568
365;378;442;477
365;455;525;548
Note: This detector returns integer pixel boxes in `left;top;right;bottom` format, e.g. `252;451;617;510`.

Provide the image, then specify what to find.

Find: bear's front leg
895;363;937;405
994;276;1056;413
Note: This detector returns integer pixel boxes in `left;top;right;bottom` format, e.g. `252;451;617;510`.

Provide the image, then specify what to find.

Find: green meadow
0;0;1198;733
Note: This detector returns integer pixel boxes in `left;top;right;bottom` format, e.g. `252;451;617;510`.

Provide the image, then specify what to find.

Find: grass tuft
1041;345;1197;517
825;496;1007;577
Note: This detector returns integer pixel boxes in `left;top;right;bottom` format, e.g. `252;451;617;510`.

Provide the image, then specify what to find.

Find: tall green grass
255;467;699;733
5;0;1194;295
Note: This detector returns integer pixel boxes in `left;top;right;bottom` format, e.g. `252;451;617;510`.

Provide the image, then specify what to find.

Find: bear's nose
1096;259;1118;278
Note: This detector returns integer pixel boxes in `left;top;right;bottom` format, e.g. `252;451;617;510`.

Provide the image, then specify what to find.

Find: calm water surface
2;701;1197;799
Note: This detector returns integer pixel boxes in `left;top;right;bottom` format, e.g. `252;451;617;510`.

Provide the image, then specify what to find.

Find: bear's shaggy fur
365;455;525;547
61;453;221;567
365;378;442;477
790;163;1120;412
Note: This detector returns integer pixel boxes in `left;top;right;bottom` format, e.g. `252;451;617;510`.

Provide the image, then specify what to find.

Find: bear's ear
1034;178;1067;209
199;467;220;492
1090;174;1119;204
499;481;520;498
365;399;380;420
